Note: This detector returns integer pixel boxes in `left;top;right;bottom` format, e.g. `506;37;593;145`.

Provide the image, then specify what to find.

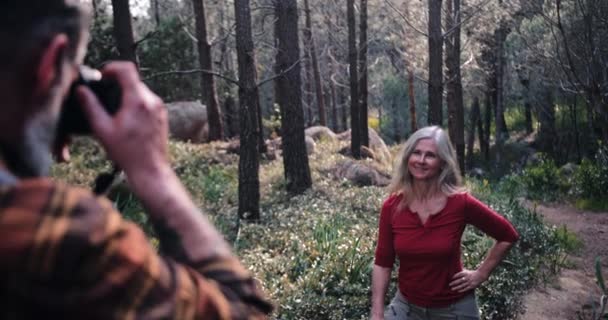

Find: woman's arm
450;240;514;292
371;265;392;320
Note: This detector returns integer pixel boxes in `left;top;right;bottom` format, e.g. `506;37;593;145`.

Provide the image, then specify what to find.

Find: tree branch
256;58;302;87
143;69;240;86
384;0;428;37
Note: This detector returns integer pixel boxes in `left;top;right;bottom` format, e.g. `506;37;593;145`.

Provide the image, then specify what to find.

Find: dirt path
519;201;608;319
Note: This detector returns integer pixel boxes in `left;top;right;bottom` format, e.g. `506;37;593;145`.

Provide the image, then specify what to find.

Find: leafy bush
517;154;569;201
572;145;608;210
52;139;565;320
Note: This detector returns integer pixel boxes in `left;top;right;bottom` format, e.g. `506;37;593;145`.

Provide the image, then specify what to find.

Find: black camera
56;66;122;137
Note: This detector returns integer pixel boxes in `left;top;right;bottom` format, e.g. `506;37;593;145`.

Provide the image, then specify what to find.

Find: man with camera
0;1;272;319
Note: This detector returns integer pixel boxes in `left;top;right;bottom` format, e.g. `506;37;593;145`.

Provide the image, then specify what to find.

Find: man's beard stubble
1;110;58;178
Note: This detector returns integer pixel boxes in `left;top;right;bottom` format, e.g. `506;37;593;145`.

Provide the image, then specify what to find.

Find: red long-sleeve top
374;192;519;308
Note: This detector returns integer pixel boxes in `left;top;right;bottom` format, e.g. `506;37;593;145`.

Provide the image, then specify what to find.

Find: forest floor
519;201;608;319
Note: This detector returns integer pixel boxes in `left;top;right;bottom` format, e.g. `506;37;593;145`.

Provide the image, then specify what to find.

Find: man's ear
33;34;69;98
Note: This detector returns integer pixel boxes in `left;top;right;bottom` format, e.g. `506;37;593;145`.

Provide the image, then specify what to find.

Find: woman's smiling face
407;138;442;181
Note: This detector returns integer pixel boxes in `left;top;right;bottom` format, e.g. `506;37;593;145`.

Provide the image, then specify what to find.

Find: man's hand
76;62;168;177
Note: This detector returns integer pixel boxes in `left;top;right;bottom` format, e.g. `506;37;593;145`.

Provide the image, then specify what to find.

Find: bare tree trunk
303;0;326;127
467;97;481;170
192;0;224;141
234;0;261;220
402;3;417;133
445;0;465;173
224;96;238;138
111;0;138;65
359;0;369;147
152;0;160;26
537;89;556;156
347;0;361;158
482;89;491;162
275;0;312;194
329;53;339;131
494;26;507;167
427;0;443;126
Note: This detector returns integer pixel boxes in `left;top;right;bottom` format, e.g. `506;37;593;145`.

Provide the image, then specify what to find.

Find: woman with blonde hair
370;126;518;320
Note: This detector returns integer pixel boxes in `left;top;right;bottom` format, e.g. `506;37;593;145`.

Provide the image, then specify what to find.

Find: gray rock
165;101;208;143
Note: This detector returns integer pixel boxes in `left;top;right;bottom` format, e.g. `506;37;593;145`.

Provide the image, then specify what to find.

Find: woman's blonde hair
387;126;464;205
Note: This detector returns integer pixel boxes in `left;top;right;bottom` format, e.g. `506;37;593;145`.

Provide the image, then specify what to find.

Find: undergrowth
52;137;565;320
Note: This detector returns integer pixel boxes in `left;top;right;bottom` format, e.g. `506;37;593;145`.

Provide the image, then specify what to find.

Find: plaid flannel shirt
0;177;273;319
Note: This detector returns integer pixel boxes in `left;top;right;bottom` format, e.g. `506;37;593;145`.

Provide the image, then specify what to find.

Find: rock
305;126;338;141
333;160;391;187
469;167;485;178
336;128;392;166
305;136;316;155
166;101;208;143
560;162;577;175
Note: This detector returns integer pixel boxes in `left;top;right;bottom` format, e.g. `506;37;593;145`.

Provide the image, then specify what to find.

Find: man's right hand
76;62;169;178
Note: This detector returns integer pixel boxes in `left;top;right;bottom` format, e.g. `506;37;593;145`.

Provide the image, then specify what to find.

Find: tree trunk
111;0;138;65
482;89;491;162
224;96;238;138
445;0;465;174
303;0;326;127
359;0;369;147
347;0;361;158
152;0;160;26
402;3;417;133
427;0;443;126
192;0;224;141
274;0;312;194
329;52;339;131
537;89;556;156
494;26;506;167
466;97;480;170
234;0;261;220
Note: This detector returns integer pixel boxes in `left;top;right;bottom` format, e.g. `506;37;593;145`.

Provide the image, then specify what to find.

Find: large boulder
165;101;208;143
333;160;391;187
305;126;338;142
336;128;392;166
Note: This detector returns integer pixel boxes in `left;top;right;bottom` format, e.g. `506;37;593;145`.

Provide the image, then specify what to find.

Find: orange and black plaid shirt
0;178;273;319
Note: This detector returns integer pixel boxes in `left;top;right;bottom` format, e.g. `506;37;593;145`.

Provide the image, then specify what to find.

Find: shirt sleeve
464;193;519;243
374;194;399;268
0;180;272;319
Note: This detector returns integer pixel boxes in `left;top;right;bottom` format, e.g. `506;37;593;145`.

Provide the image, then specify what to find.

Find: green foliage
52;139;566;320
138;17;199;102
578;258;608;320
516;154;570;201
379;75;410;145
464;183;565;318
572;145;608;210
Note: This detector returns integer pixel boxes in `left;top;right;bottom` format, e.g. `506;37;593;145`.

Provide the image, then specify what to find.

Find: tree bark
111;0;138;65
303;0;326;127
482;89;491;162
445;0;465;173
224;96;238;138
234;0;261;220
466;97;481;170
347;0;361;158
191;0;224;141
427;0;443;126
274;0;312;194
402;3;417;133
494;26;507;167
359;0;369;147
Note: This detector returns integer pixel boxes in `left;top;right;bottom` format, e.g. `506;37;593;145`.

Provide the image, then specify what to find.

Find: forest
54;0;608;319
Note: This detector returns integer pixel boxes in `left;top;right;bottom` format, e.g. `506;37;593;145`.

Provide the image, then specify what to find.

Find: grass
52;137;565;320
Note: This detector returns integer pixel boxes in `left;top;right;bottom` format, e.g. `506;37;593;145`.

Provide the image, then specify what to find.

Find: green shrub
518;154;569;201
572;145;608;210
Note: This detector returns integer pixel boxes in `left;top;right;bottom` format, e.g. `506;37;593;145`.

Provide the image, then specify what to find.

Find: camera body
56;66;122;137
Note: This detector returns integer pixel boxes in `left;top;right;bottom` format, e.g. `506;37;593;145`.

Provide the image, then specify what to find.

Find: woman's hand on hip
449;269;488;293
